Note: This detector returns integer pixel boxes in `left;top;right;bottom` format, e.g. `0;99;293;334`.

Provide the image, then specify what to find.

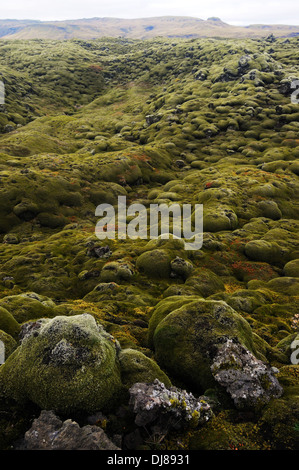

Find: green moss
136;249;172;279
148;295;201;348
184;268;225;297
0;35;298;449
153;299;256;392
119;348;171;388
203;207;238;232
0;314;122;414
100;260;134;283
244;240;290;266
189;410;271;450
37;212;66;229
283;259;299;277
265;277;299;296
0;292;56;324
260;397;299;449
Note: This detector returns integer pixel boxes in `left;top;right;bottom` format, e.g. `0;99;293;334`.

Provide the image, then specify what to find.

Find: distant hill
0;16;299;40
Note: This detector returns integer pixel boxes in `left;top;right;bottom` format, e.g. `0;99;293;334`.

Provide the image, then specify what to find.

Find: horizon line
0;16;298;27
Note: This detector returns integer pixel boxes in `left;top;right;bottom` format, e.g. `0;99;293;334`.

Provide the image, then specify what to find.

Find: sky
1;0;299;25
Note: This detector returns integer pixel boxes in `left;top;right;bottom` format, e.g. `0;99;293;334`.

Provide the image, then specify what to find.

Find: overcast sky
1;0;299;25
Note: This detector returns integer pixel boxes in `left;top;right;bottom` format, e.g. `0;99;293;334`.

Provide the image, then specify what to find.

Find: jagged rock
211;339;283;410
145;114;162;126
86;243;112;258
129;379;213;431
15;410;120;450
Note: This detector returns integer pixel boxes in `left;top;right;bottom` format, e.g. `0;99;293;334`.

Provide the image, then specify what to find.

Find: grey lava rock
129;379;213;431
211;339;283;410
86;243;112;258
170;256;193;280
15;410;120;450
145;114;162;126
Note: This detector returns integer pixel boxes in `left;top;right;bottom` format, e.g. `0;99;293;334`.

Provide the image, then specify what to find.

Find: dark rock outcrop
15;410;120;450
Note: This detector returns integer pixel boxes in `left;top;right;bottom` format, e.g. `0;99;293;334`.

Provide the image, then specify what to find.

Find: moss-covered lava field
0;35;298;451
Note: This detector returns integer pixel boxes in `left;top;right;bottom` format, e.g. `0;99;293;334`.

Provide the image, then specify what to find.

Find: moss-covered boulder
184;268;225;297
283;259;299;277
100;260;135;282
265;277;299;296
0;292;56;324
148;295;202;347
220;289;269;313
203;207;238;232
0;306;20;338
276;365;299;399
0;314;122;413
118;348;171;389
244;239;290;266
136;249;172;278
257;200;282;220
276;333;299;360
152;299;257;392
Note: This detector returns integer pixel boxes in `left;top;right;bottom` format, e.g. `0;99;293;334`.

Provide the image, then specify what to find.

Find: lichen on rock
129;379;213;430
210;339;283;410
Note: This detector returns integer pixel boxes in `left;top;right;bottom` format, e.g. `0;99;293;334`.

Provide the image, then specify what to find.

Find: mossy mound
152;299;257;392
136;249;172;279
203;207;238;232
277;365;299;399
244;240;289;266
147;295;202;348
0;292;56;324
184;268;225;297
189;410;272;450
276;333;299;359
0;314;123;413
283;259;299;277
0;330;17;359
100;260;135;283
262;277;299;296
118;348;171;389
259;397;299;450
0;306;20;338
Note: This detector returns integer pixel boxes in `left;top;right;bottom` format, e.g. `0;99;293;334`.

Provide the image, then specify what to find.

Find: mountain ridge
0;16;299;40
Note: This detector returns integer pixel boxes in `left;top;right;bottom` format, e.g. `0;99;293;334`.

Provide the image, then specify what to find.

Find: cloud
0;0;298;25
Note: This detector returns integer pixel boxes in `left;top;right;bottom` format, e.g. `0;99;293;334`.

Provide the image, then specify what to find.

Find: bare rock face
211;339;283;410
15;410;120;450
129;379;213;432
